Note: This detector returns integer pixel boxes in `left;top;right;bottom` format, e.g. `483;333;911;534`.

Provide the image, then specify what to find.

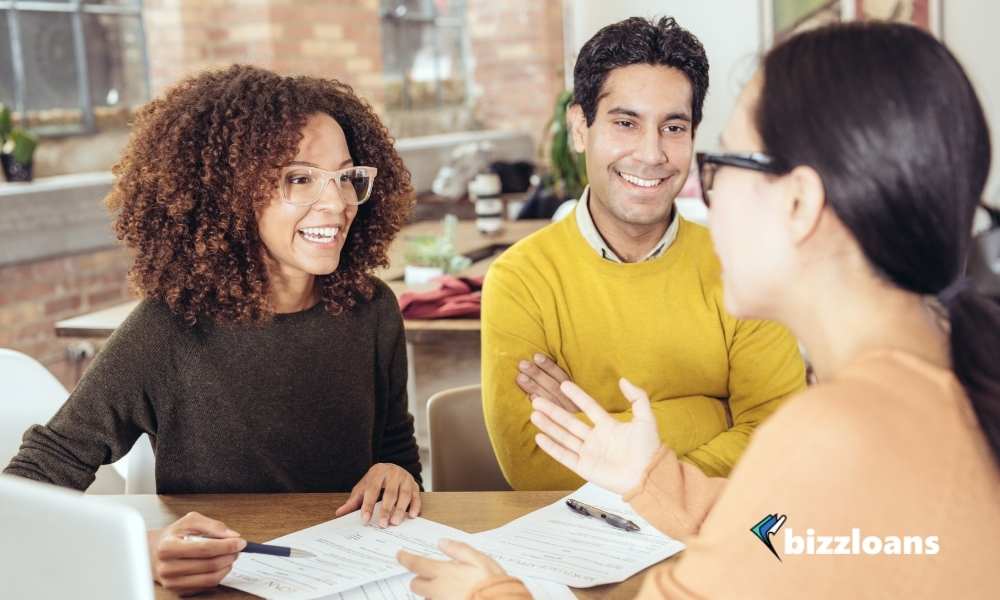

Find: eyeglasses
278;164;378;207
695;152;788;207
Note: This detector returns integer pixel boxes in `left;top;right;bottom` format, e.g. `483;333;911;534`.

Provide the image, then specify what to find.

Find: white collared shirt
573;186;678;263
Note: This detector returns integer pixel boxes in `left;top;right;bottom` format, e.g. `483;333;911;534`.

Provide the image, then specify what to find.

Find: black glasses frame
696;152;789;207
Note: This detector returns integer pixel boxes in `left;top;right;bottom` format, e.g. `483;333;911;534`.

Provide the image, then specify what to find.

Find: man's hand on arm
515;353;579;413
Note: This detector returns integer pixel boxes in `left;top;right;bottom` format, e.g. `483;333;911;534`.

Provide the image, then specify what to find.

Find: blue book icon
750;514;787;561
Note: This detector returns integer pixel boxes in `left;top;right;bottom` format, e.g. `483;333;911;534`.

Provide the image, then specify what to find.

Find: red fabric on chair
398;276;485;319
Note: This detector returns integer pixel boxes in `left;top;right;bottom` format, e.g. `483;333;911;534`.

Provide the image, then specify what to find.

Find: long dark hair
758;22;1000;465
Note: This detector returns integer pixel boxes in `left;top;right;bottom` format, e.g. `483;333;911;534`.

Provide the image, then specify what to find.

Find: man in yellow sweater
482;16;806;490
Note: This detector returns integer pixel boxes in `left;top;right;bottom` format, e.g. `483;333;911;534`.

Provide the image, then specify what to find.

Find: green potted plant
403;214;472;285
0;103;11;144
516;90;588;220
0;103;38;182
545;90;588;201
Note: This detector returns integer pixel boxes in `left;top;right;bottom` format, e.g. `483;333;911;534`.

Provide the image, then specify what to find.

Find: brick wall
0;248;133;389
35;0;568;176
143;0;385;110
37;0;386;176
0;0;567;391
467;0;566;145
2;1;387;389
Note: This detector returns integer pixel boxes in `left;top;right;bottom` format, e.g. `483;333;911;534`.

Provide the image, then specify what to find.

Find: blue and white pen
183;535;316;558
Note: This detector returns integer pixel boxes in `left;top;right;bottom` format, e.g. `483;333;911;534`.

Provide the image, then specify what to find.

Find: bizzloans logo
751;514;940;561
750;513;787;560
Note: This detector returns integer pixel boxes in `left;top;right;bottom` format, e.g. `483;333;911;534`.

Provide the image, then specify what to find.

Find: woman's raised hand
531;377;662;494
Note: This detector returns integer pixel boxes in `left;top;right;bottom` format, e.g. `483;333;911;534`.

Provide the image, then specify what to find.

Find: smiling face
256;112;359;288
569;64;694;228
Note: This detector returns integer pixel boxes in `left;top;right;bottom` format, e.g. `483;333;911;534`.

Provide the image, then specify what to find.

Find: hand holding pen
147;512;250;595
184;535;315;558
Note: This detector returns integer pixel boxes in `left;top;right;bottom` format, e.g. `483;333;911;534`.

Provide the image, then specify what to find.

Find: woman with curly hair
4;64;421;594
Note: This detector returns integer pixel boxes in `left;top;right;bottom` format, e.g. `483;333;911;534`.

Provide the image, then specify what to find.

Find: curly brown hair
107;64;413;325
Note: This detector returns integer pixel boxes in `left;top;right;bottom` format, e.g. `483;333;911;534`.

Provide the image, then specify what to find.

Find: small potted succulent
0;103;38;182
403;214;472;286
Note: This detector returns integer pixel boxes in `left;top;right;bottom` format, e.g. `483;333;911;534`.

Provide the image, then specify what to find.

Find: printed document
474;483;685;587
222;508;474;599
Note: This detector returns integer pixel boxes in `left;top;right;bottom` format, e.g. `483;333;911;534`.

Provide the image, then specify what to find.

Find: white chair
125;434;156;494
427;384;511;491
0;348;151;494
551;199;577;222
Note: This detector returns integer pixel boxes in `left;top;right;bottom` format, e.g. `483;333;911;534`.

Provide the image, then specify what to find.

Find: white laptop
0;474;153;600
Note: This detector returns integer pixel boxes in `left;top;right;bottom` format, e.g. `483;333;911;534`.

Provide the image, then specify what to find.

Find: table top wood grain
104;491;650;600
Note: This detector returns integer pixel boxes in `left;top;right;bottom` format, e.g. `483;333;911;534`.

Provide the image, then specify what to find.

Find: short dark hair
758;22;1000;466
572;16;709;128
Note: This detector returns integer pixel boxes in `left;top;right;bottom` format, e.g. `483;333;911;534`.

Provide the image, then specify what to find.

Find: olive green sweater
4;280;421;493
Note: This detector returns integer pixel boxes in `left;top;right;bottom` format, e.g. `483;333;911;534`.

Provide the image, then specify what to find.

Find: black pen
183;535;316;558
565;499;641;532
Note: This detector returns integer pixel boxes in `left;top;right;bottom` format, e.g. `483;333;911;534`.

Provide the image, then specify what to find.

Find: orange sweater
472;350;1000;599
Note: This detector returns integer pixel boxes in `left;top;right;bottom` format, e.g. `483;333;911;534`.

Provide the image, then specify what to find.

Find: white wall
569;0;999;202
944;1;1000;204
568;0;762;152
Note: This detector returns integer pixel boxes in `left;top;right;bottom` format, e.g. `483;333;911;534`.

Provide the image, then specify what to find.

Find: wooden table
105;491;653;600
54;220;547;339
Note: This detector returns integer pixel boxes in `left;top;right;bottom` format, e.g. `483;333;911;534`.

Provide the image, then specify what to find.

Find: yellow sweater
481;211;806;490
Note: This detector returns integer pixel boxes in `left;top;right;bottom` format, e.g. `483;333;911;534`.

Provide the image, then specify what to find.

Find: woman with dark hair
398;21;1000;599
3;65;422;594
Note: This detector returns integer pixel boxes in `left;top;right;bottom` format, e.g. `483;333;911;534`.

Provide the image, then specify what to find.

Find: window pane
435;21;466;105
382;0;434;19
0;11;16;108
84;14;147;110
17;10;83;123
83;0;141;6
381;0;468;110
